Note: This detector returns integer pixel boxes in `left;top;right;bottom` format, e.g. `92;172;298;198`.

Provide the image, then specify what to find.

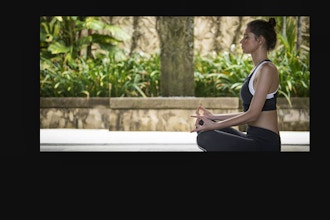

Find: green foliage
272;17;310;105
40;51;161;97
194;50;252;97
40;16;129;65
40;49;309;98
40;16;310;100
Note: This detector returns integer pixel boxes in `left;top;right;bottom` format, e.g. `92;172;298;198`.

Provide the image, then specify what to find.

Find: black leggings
196;125;281;152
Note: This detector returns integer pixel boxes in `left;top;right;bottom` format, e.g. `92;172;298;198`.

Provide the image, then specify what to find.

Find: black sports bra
240;59;278;112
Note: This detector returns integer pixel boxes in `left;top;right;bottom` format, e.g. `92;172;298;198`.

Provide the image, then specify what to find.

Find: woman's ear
258;36;265;46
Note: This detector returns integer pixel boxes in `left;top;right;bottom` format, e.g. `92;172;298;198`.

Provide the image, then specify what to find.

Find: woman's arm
192;105;241;121
211;112;242;121
192;64;277;133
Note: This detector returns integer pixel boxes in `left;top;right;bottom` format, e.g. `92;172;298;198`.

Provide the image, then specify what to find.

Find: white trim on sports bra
248;60;278;99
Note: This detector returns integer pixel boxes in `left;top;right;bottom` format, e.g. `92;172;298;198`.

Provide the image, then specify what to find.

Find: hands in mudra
190;105;216;133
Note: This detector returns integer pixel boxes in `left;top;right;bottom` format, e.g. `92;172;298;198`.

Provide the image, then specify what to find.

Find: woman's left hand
190;116;216;133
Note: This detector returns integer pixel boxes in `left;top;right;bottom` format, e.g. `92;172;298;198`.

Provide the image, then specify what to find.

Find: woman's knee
196;133;209;151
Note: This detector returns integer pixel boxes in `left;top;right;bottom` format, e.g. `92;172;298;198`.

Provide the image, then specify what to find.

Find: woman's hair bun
268;18;276;28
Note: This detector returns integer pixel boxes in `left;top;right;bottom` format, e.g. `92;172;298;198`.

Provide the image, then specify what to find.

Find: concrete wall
40;97;310;131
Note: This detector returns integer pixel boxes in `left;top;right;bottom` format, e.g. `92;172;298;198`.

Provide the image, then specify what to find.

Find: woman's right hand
191;105;214;128
195;105;213;118
190;115;217;133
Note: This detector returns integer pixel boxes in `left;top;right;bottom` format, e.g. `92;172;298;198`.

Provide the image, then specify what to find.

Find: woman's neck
251;52;268;66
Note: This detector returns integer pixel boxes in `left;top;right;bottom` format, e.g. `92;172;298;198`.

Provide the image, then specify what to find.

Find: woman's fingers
195;105;201;115
191;105;208;133
194;116;201;127
196;104;206;115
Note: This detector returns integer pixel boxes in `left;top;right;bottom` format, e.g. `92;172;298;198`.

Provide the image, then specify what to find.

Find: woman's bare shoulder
259;62;278;76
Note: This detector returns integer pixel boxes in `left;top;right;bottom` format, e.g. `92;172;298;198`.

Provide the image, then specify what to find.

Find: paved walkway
40;129;310;152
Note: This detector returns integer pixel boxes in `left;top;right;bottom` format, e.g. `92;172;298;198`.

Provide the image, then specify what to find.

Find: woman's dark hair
247;18;277;51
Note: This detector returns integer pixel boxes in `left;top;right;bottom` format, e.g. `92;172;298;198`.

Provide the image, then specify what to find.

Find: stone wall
40;97;310;131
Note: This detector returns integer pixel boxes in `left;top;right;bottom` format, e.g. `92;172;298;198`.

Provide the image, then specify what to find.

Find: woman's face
240;28;259;54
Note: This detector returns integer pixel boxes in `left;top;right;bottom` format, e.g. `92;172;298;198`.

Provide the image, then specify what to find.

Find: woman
191;17;281;152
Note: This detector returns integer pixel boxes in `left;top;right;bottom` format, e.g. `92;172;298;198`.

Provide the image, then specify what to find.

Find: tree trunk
156;16;195;96
129;16;141;56
296;16;302;50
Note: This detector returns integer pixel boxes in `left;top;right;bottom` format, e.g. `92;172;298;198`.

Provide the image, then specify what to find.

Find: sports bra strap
248;60;278;99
